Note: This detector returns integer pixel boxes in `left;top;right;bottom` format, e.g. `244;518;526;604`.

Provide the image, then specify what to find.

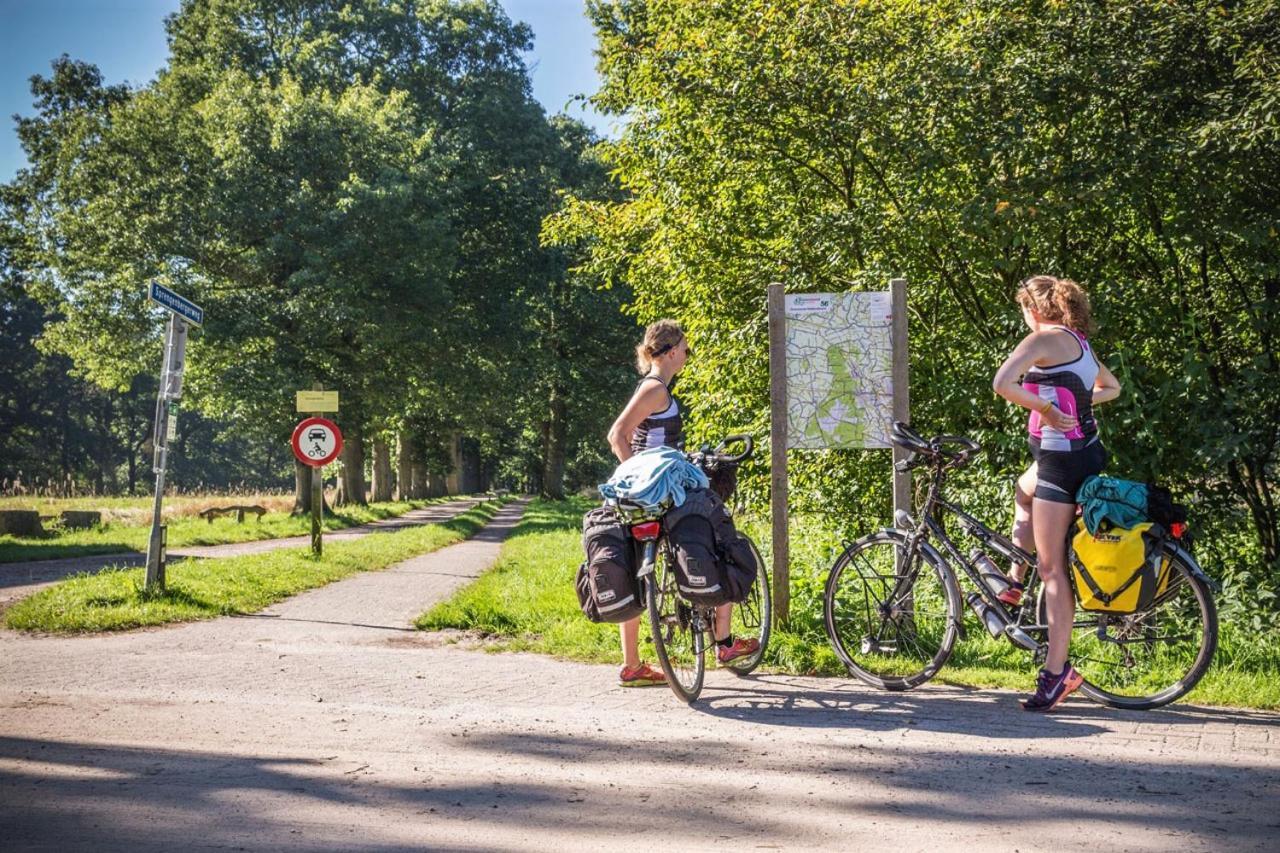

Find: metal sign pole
145;314;187;590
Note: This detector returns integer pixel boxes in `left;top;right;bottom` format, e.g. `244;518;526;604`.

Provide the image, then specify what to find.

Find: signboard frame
767;278;909;627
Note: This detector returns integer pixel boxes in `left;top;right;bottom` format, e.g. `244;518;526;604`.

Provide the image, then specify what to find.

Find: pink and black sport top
1023;326;1099;453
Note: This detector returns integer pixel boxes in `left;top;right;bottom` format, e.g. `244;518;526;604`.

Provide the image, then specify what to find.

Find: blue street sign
148;281;204;326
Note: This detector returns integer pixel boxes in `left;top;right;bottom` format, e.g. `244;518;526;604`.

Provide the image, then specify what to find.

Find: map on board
785;292;895;449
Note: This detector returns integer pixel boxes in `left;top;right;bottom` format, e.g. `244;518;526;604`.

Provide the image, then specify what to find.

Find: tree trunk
542;388;567;499
410;459;428;498
371;436;392;502
292;460;307;514
395;432;413;501
335;422;367;506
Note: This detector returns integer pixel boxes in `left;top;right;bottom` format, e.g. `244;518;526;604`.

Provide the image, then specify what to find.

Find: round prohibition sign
291;417;343;467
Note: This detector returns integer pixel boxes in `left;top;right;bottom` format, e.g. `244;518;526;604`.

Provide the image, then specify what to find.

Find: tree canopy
556;0;1278;580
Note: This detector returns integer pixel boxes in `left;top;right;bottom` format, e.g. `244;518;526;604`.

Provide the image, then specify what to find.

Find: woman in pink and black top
992;275;1122;711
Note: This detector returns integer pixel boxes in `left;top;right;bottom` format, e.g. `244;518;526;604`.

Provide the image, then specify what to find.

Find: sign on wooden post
767;279;910;626
144;282;204;592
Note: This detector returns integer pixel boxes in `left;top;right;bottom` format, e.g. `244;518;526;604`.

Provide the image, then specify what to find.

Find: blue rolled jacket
598;446;709;513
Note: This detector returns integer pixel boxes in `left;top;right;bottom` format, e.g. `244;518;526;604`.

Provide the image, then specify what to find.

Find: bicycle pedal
1033;645;1048;666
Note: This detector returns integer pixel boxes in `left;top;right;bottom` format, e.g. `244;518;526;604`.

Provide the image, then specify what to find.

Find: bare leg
1032;498;1079;674
714;603;732;642
1010;463;1037;583
620;617;641;668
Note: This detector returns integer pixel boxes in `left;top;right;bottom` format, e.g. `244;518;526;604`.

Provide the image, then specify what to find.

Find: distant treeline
1;0;639;506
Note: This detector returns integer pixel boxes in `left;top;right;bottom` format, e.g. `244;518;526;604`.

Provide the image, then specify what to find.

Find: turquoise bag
1076;475;1149;535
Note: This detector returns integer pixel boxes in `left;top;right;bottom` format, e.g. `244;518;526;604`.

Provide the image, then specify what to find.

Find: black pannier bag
577;507;644;623
663;489;756;606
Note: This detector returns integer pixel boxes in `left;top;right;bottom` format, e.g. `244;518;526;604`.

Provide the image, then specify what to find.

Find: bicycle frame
896;463;1048;652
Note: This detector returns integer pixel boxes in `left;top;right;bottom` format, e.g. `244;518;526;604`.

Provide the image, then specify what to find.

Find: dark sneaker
1021;664;1084;712
619;663;666;687
716;637;760;665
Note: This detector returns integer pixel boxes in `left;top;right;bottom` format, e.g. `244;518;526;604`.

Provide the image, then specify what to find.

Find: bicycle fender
1166;541;1220;593
855;528;959;589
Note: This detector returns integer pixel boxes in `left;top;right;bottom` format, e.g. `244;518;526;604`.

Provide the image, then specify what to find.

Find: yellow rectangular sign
296;391;339;412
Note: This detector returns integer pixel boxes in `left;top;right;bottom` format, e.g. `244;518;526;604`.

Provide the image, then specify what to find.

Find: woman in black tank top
605;320;691;687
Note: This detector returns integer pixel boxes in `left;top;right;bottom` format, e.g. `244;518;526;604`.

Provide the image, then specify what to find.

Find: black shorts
1030;440;1107;504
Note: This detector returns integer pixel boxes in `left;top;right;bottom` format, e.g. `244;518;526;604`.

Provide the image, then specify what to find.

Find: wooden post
310;383;323;557
767;282;790;628
890;278;911;517
311;463;323;556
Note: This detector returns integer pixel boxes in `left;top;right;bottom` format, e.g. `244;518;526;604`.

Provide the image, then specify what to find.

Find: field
0;492;453;563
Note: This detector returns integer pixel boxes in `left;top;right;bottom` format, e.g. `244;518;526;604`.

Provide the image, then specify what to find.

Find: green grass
4;500;503;634
418;498;1280;710
0;497;457;564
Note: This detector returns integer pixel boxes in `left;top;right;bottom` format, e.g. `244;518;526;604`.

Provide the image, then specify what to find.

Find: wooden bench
198;505;267;524
0;510;43;536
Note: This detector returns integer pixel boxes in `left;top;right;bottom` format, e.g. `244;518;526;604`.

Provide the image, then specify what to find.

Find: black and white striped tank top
629;376;683;453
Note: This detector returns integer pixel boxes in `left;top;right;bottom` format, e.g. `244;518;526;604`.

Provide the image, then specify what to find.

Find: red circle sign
292;417;343;467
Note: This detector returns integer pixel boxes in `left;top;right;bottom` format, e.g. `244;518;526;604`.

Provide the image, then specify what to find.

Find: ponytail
635;319;686;374
1016;275;1095;336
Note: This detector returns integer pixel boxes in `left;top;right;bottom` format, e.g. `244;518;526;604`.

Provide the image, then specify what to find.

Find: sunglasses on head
653;340;690;358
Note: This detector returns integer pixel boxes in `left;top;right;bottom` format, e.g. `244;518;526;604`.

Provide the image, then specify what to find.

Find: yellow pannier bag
1069;521;1172;613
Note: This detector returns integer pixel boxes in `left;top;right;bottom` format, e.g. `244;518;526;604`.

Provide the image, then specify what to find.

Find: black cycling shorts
1030;440;1107;504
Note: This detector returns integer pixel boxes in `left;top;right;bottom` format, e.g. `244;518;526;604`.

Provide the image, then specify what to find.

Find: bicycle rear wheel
723;535;771;676
646;544;706;703
824;529;961;690
1050;540;1218;710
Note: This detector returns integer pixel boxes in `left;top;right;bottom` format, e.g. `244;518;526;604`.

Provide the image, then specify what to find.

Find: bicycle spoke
824;532;957;688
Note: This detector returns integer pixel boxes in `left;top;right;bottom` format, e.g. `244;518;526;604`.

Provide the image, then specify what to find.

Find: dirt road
1;498;1275;851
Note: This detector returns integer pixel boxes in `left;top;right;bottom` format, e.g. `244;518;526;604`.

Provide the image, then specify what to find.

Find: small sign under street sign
296;390;340;413
148;281;204;326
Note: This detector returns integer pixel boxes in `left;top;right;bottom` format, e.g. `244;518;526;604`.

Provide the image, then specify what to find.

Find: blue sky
0;0;609;182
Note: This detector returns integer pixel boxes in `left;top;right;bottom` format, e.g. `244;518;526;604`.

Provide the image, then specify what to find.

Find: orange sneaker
716;637;760;665
619;663;666;687
997;582;1025;606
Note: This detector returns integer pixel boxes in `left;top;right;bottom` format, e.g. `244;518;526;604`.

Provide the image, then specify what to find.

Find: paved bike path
0;498;484;607
0;495;1276;852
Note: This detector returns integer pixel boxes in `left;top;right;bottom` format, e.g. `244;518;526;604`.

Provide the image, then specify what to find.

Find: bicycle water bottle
965;592;1006;639
969;548;1009;597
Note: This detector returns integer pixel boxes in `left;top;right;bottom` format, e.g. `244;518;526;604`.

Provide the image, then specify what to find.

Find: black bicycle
823;421;1218;710
613;435;772;703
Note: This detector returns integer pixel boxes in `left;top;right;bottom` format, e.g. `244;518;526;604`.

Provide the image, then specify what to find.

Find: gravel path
0;496;1276;852
0;498;484;607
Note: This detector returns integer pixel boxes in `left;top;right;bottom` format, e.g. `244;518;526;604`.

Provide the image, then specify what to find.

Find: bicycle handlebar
711;434;753;464
890;422;982;470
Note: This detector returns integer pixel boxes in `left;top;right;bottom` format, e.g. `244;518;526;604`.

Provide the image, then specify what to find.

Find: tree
572;0;1280;576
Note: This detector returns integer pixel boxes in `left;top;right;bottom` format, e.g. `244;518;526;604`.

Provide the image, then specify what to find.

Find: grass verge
0;497;458;564
418;498;1280;710
4;499;503;634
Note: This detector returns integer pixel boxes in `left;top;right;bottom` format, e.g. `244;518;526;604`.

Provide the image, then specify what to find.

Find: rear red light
1171;522;1186;539
631;521;661;541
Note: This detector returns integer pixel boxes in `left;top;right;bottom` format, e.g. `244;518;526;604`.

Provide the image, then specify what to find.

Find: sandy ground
0;498;1276;852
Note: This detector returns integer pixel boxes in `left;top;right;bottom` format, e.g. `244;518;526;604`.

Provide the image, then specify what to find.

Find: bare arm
1092;360;1121;405
992;332;1078;432
607;380;667;463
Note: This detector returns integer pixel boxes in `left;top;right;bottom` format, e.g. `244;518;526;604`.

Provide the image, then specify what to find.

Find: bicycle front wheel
1056;541;1218;710
723;535;772;676
824;529;961;690
646;544;706;703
